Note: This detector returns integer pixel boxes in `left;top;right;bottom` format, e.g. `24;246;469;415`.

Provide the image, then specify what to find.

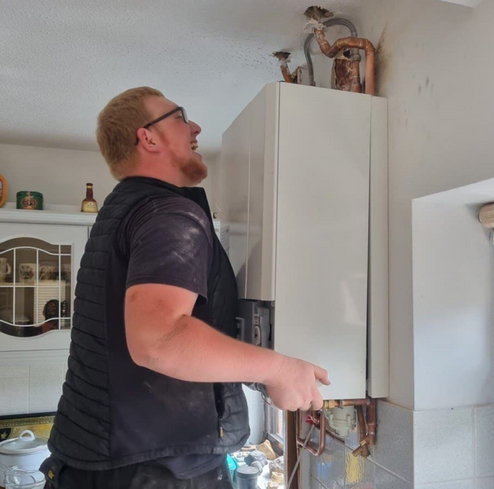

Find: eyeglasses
134;106;189;145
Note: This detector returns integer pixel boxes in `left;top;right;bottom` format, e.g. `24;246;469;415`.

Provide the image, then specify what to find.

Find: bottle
81;183;98;213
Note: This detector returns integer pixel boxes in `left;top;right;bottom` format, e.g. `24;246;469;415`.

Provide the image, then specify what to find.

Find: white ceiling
0;0;363;157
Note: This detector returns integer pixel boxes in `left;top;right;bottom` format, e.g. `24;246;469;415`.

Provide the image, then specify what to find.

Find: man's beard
177;155;208;187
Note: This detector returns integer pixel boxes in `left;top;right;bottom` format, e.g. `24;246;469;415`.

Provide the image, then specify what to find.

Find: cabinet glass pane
0;248;14;284
0;237;72;337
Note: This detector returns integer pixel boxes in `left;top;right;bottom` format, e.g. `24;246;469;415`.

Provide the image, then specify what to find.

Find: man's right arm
125;283;330;412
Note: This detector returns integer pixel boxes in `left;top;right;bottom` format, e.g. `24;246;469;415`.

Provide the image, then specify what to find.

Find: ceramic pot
0;431;49;486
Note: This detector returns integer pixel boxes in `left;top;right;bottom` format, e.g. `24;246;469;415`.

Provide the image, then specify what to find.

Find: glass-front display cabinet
0;207;96;352
0;237;73;337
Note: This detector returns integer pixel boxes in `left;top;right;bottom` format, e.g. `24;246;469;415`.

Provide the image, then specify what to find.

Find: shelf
0;281;68;288
0;203;97;225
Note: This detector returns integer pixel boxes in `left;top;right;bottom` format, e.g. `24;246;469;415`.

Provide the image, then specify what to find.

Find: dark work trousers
40;456;234;489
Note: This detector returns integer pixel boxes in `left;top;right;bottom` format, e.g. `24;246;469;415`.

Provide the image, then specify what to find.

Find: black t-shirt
117;195;224;479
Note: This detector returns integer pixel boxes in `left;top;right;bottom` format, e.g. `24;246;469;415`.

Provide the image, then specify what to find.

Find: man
41;87;329;488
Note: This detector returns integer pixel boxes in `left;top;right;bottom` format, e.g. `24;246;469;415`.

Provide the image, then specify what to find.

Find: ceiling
0;0;363;157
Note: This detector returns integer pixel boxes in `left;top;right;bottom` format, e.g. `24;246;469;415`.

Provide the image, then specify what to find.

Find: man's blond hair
96;87;164;180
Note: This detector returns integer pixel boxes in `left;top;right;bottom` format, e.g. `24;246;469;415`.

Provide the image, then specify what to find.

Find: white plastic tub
0;431;49;486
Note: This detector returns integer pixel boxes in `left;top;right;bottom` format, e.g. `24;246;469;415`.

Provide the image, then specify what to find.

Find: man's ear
136;128;161;153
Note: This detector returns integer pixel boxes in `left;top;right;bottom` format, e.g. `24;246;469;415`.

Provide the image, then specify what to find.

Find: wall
0;143;213;207
356;0;494;411
305;0;494;486
309;401;494;489
413;178;494;410
308;402;412;489
0;355;67;416
0;143;214;416
307;0;494;410
0;143;116;206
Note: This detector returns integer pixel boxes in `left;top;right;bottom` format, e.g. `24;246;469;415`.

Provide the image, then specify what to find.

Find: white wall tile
29;363;64;377
313;436;346;489
310;448;319;480
0;366;29;378
416;480;475;489
414;408;474;484
374;465;412;489
477;477;494;489
29;375;62;413
310;477;338;489
301;450;312;489
372;401;413;482
475;406;494;477
0;377;29;414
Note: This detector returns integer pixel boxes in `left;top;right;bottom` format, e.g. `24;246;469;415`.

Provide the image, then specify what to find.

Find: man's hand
264;356;330;412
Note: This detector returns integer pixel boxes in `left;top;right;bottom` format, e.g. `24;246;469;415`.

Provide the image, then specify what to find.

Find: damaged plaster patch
304;6;335;21
273;51;291;67
303;6;335;32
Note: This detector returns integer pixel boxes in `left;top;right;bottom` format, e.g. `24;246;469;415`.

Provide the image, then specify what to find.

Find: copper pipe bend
296;410;326;457
313;30;376;95
280;66;295;84
273;52;297;84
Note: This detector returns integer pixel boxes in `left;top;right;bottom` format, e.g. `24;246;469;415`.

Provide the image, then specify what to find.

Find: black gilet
47;176;250;470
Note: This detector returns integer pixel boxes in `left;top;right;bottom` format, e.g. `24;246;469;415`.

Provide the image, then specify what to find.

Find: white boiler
218;82;388;401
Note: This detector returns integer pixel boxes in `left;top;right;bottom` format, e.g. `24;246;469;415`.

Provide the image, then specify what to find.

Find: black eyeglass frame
134;106;189;145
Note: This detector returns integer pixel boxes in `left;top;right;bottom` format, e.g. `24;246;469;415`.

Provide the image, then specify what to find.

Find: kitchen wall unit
0;204;96;354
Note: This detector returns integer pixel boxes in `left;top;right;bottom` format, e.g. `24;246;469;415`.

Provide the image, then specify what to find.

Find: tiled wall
0;360;66;416
308;404;411;489
308;401;494;489
309;437;412;489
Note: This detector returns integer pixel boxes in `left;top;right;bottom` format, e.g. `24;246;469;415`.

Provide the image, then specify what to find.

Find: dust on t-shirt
118;195;224;479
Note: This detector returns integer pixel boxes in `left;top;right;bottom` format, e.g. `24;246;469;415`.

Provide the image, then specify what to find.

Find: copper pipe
280;66;295;84
355;406;370;458
341;398;369;407
333;57;362;93
273;52;296;84
352;439;369;458
323;398;369;409
304;17;359;87
323;398;376;458
366;399;377;446
296;410;326;457
312;30;376;95
286;412;299;489
357;406;366;442
295;399;376;459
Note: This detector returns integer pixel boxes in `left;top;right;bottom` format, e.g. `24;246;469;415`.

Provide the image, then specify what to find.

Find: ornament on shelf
0;174;6;208
81;183;98;213
16;191;43;210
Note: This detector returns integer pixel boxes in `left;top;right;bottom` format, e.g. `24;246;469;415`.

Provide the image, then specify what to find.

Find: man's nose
190;120;201;136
